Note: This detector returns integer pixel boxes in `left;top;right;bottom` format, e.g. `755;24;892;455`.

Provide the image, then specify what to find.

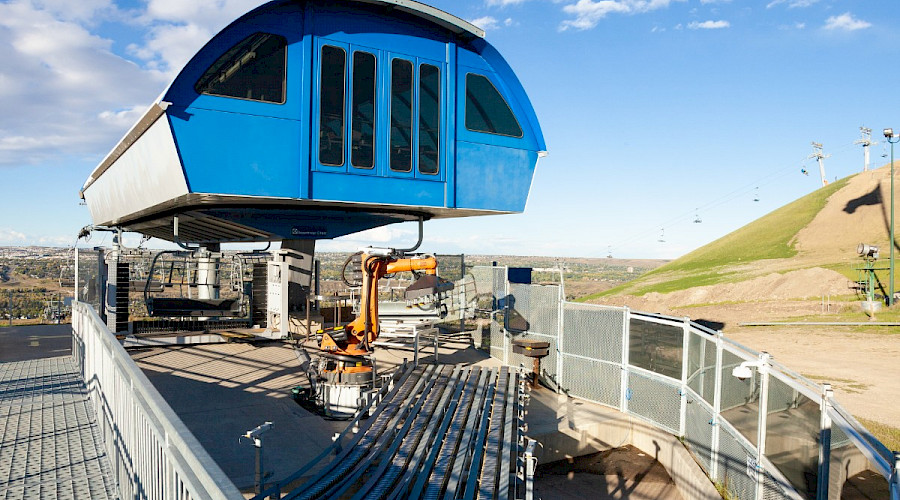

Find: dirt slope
588;164;900;428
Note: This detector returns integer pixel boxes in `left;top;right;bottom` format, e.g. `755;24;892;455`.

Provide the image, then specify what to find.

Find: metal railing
473;265;900;500
71;301;243;500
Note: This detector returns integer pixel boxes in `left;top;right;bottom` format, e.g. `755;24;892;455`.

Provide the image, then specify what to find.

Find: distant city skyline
1;0;897;258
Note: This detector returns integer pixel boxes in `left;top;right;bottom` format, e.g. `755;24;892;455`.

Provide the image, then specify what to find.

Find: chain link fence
475;265;898;500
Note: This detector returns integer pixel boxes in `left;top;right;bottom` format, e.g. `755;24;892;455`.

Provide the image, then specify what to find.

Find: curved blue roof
82;0;546;243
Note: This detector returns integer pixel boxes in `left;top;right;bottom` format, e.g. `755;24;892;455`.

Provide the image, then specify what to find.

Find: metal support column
817;384;833;499
679;317;690;438
710;332;724;481
620;307;630;414
241;422;274;497
755;352;772;500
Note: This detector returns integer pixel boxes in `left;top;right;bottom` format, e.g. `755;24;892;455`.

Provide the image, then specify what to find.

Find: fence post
711;332;724;481
679;317;690;438
620;307;630;414
755;352;772;500
503;267;510;366
891;452;900;500
817;383;833;500
556;272;564;394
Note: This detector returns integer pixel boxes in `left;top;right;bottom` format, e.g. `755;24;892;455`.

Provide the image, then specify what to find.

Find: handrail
72;301;242;499
471;265;899;500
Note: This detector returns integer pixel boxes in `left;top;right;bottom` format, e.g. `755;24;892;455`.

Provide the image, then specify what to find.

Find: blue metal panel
163;4;304;120
455;67;539;152
308;3;449;61
455;142;536;212
461;40;546;153
169;108;302;197
312;171;445;207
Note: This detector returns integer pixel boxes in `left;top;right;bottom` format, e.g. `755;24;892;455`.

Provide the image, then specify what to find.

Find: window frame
417;62;441;176
389;57;415;174
464;72;523;139
350;50;377;170
194;32;288;105
317;44;348;168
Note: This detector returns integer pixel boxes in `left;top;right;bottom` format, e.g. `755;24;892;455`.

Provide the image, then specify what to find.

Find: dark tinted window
390;59;413;172
351;51;376;169
319;45;346;166
465;73;522;137
195;33;286;103
628;318;683;380
418;64;440;175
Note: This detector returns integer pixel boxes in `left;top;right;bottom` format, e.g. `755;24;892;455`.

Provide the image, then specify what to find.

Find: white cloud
560;0;684;31
766;0;819;8
486;0;529;6
688;19;730;29
470;16;502;31
0;228;27;243
0;2;166;166
700;0;730;3
824;12;871;32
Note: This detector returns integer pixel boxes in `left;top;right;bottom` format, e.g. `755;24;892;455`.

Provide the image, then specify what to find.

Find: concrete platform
524;386;721;500
0;325;72;363
0;356;117;500
129;341;347;491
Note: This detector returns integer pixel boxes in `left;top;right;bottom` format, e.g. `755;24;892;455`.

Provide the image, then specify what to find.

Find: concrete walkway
0;356;117;500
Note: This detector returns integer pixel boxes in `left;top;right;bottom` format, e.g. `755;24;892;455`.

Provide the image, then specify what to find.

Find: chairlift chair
143;250;243;317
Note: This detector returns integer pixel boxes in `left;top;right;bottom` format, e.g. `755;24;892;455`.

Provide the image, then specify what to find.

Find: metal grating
507;284;559;337
716;426;758;500
561;355;621;408
0;357;118;500
763;470;791;500
687;333;716;404
626;371;682;434
684;397;715;473
561;303;624;363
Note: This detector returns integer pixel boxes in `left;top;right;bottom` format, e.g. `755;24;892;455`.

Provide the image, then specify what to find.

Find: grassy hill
581;176;852;300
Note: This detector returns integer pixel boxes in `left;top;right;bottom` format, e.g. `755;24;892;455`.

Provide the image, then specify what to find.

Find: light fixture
858;243;879;259
884;128;894;138
731;353;771;380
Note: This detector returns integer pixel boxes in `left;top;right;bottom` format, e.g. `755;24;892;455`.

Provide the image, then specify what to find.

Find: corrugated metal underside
114;194;511;243
129;211;272;242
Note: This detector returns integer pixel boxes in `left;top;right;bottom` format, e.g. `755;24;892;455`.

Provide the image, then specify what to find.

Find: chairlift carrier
79;0;547;245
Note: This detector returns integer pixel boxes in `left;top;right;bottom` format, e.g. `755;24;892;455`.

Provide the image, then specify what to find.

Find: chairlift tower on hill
855;127;875;172
808;142;830;187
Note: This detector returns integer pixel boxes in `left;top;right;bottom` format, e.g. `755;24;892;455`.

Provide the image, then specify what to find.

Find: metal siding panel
455;141;535;212
311;171;445;207
83;115;189;226
170;108;302;197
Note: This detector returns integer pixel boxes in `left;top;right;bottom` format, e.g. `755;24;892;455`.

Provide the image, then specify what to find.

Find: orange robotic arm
320;253;437;357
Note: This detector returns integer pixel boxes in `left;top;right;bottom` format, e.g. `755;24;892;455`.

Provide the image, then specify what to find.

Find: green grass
660;177;849;273
857;418;900;453
579;177;852;301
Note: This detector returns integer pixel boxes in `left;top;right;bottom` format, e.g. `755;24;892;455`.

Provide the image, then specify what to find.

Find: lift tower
855;127;874;172
808;142;831;187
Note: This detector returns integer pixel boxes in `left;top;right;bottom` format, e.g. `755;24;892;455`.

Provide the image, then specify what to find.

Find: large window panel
351;51;376;169
465;73;522;137
319;45;346;166
390;58;413;172
418;64;440;175
195;33;287;103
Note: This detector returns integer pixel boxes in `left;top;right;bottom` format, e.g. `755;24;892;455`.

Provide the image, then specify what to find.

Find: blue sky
0;0;897;258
